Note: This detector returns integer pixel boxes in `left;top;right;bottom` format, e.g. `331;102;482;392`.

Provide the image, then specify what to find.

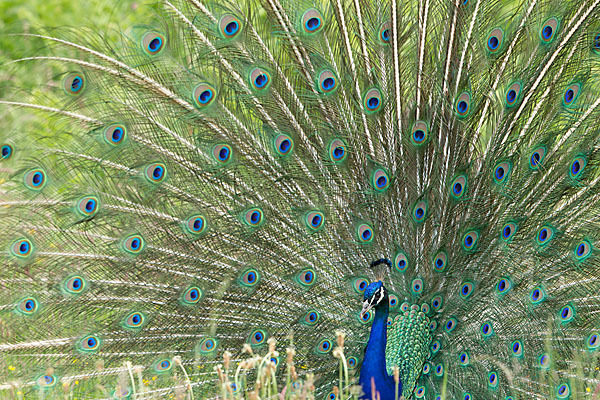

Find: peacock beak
360;299;375;319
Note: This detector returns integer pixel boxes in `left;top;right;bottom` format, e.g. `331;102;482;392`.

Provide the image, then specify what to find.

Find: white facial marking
377;287;385;304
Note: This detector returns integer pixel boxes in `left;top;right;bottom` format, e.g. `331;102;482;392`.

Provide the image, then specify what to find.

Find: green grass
0;0;147;137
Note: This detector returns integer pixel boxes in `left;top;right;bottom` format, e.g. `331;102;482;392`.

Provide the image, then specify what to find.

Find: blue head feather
364;281;384;301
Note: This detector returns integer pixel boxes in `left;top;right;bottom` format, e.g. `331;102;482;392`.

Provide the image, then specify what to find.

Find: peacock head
361;281;388;318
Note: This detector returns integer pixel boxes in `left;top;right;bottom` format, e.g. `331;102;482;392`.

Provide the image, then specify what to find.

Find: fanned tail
3;0;600;399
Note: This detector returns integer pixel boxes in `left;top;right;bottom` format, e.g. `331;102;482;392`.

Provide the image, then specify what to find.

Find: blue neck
359;302;399;400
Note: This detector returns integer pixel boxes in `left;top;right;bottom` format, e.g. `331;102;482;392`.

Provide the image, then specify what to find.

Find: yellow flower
8;366;15;371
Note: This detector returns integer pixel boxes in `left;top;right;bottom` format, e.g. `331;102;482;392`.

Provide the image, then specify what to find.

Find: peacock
3;0;600;398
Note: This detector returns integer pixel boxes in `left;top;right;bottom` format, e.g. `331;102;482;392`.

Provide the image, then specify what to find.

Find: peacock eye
538;353;550;368
353;278;369;294
297;268;317;287
1;144;13;159
274;134;294;157
563;83;581;107
347;356;358;368
302;310;320;325
433;251;447;272
530;286;546;304
317;70;338;94
536;225;555;246
185;215;207;236
142;32;166;55
212;144;232;164
193;83;217;108
305;211;325;231
363;88;383;113
574;240;592;261
540;17;559;44
122;312;146;330
434;362;444;377
239;268;261;287
243;207;264;227
359;309;373;324
144;162;167;183
486;28;504;53
389;294;399;308
594;33;600;52
496;277;512;294
379;21;391;44
103;124;127;145
455;91;471;117
529;146;546;169
357;223;374;243
559;304;575;323
394;251;409;272
501;222;517;241
461;231;479;252
511;340;523;357
431;294;443;310
302;8;324;34
423;363;431;374
411;121;429;146
154;358;172;372
570;156;586;179
64;275;87;294
587;332;600;350
24;168;47;190
328;138;347;162
411;278;424;295
249;329;268;346
79;335;101;352
450;175;467;199
36;374;57;388
198;337;218;354
493;161;512;184
181;286;202;305
371;168;390;191
249;67;272;91
556;383;570;399
122;234;145;254
445;317;457;332
77;196;100;217
63;72;86;95
11;238;34;259
316;338;332;353
488;372;498;387
219;15;243;39
505;82;522;108
481;321;494;337
17;297;39;315
412;200;428;223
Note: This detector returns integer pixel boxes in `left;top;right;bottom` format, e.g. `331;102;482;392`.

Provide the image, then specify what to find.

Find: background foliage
0;0;146;138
